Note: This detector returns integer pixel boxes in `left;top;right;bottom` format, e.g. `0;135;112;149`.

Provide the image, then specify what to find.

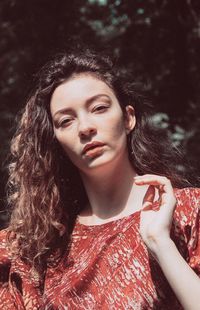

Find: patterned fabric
0;188;200;309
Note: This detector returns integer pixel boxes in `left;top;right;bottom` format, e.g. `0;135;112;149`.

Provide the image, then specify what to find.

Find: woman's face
50;74;135;174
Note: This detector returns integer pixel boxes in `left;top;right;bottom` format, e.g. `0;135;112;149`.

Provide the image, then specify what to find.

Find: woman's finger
142;185;155;210
135;174;176;212
134;175;173;195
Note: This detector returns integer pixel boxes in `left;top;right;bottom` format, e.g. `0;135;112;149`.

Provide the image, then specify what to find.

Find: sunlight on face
50;74;135;175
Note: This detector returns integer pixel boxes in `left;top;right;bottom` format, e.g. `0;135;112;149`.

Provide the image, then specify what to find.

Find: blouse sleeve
173;187;200;276
0;229;43;309
0;229;21;309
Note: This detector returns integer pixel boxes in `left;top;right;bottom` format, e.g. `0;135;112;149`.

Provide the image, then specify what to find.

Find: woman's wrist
146;236;176;261
147;236;200;310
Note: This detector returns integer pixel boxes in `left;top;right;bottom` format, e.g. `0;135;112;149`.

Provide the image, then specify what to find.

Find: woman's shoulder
172;187;200;230
0;227;9;240
174;187;200;208
173;187;200;272
0;228;12;265
174;186;200;200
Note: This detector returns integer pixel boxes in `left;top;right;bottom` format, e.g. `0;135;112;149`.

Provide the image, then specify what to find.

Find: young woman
0;49;199;309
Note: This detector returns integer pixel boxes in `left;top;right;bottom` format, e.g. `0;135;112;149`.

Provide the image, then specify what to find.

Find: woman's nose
78;118;97;139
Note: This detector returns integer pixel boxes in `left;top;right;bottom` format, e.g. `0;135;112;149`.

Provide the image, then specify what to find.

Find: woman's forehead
50;74;117;113
56;73;113;94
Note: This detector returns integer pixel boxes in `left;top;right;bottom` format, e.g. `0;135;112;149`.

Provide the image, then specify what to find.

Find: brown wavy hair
7;48;190;269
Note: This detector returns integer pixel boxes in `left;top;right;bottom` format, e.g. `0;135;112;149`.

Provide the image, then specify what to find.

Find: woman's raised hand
134;174;177;256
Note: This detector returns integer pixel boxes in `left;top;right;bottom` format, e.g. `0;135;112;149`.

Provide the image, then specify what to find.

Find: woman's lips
84;145;105;158
82;142;105;158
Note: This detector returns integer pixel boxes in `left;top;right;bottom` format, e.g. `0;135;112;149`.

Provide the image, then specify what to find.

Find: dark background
1;0;200;227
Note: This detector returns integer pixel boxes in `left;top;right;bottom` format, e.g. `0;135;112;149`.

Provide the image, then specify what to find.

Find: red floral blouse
0;188;200;309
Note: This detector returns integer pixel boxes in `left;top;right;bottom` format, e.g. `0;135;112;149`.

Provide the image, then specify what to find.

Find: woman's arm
134;175;200;310
152;237;200;310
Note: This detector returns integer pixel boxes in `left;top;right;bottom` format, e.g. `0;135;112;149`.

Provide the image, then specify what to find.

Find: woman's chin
80;152;123;175
84;153;111;169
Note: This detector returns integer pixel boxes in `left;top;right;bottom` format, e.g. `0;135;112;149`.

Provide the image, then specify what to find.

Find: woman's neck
79;156;147;225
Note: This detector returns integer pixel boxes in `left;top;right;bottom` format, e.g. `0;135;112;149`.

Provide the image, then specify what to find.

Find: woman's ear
124;105;136;134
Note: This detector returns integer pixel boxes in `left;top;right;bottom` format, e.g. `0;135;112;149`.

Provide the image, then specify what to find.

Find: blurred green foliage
0;0;200;227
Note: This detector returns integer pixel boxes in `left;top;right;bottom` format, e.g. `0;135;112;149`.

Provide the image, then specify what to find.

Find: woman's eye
59;118;73;127
93;105;109;113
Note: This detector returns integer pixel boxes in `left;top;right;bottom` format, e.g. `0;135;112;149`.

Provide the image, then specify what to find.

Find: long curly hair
7;48;190;269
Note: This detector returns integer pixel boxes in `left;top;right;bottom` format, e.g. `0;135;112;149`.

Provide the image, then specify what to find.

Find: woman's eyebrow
53;107;74;119
53;94;111;118
86;94;111;105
